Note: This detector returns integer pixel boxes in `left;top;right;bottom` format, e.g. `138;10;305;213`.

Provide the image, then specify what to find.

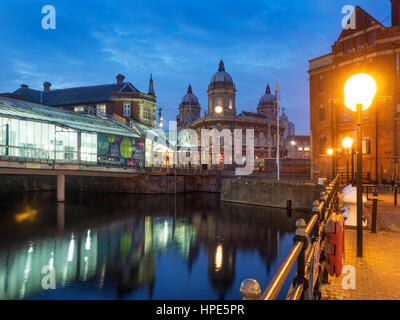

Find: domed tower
207;60;236;117
178;84;201;129
257;84;277;120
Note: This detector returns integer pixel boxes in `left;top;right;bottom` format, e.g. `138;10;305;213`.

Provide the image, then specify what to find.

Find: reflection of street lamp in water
344;73;377;258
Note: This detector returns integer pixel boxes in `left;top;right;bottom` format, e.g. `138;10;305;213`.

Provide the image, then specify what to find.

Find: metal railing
240;175;340;300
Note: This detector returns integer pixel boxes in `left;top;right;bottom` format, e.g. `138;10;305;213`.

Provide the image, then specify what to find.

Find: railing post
293;219;308;300
371;191;378;234
312;200;321;237
240;279;261;300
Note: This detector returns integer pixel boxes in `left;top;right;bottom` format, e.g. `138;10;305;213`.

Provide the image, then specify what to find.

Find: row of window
319;104;372;123
319;137;371;155
342;31;375;54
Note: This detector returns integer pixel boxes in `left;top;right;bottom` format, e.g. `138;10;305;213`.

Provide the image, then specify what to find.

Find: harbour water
0;192;309;300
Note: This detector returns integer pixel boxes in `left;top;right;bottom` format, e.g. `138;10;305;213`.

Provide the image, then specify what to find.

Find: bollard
395;185;398;207
371;191;378;233
240;279;261;300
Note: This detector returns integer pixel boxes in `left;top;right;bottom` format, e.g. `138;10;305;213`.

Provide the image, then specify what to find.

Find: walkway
321;190;400;300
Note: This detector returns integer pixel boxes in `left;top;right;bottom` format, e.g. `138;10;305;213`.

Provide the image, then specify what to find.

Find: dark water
0;191;309;300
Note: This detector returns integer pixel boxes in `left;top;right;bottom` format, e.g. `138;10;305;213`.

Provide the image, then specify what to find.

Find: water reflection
0;192;308;300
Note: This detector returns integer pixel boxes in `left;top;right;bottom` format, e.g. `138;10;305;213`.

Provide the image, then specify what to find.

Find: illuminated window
74;106;85;112
229;100;233;109
123;103;131;117
362;138;371;154
96;104;106;116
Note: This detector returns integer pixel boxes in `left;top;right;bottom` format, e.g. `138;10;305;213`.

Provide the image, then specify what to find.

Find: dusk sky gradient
0;0;390;134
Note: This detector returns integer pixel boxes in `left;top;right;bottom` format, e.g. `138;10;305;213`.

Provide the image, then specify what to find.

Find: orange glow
15;206;37;223
327;148;334;156
344;73;377;111
342;137;354;149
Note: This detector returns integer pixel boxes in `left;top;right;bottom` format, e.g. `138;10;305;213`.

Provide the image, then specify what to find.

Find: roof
238;111;267;119
0;97;140;138
13;82;140;106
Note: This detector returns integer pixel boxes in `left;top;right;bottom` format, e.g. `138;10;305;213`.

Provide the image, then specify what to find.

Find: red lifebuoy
325;213;345;277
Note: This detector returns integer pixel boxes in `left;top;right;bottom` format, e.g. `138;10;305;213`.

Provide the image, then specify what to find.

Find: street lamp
342;137;354;185
344;73;377;258
326;148;335;178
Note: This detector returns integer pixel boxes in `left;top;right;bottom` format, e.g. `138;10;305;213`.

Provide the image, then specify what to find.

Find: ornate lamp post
344;73;377;257
342;137;354;185
327;148;335;179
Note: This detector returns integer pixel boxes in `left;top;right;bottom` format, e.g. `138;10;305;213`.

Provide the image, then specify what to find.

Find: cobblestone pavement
321;229;400;300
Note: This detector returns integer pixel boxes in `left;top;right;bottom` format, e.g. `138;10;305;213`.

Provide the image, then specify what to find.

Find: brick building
11;74;157;127
309;1;400;183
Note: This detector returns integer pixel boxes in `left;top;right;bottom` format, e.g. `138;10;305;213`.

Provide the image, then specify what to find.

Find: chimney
116;74;125;84
392;0;400;26
43;82;51;91
20;84;29;89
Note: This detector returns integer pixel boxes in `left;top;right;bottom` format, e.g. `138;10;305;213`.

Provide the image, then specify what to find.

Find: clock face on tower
214;106;223;114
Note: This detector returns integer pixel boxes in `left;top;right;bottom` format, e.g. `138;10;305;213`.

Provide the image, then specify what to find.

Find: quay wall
0;174;221;194
221;178;323;211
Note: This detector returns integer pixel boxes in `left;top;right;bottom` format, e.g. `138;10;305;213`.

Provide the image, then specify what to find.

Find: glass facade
0;97;153;169
0;116;98;163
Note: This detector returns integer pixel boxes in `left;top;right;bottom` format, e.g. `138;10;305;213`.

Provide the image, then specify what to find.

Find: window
362;138;371;154
96;104;106;116
397;54;400;78
342;106;351;123
255;137;259;146
123;103;131;117
343;39;351;54
355;36;362;51
319;76;325;93
363;109;370;121
217;98;222;106
397;94;400;117
74;106;85;112
367;31;375;46
320;104;325;121
229;100;233;109
319;136;327;155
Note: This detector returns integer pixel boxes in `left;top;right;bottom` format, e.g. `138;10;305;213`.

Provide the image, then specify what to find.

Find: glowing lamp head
342;137;354;149
214;106;223;114
344;73;377;111
290;141;296;146
327;148;334;156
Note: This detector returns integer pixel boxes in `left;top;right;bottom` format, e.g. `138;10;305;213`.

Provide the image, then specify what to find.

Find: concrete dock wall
0;174;221;194
221;178;323;211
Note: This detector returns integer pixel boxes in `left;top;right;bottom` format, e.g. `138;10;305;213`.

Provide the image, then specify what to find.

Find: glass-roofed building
0;97;146;169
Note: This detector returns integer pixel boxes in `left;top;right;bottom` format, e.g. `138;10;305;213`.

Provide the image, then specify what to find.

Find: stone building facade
309;2;400;183
177;60;285;167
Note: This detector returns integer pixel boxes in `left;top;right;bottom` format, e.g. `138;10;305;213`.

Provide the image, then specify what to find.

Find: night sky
0;1;390;134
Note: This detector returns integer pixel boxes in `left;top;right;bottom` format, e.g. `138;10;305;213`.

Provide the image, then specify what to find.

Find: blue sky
0;0;390;134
